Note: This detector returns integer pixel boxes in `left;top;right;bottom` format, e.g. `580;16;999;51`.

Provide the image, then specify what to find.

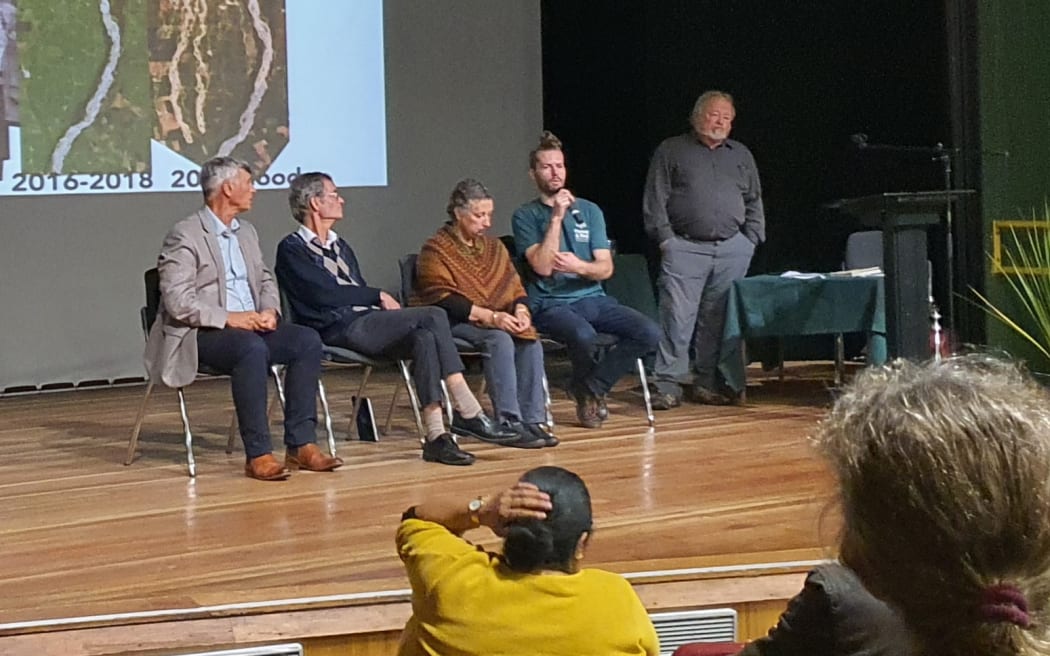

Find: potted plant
971;203;1050;370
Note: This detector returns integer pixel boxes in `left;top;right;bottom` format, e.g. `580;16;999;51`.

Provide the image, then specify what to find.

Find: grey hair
689;90;734;123
287;171;333;224
445;178;492;222
816;354;1050;655
200;156;252;201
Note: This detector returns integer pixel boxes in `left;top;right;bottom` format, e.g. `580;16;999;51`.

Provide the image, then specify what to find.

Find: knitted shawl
414;224;537;340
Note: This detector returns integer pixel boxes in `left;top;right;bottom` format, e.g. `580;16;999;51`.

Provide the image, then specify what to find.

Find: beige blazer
143;208;279;388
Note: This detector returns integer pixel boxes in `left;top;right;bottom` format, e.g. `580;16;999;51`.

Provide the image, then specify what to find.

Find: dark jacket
737;563;914;656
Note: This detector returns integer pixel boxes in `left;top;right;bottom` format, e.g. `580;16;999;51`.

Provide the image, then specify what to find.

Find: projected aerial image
17;0;150;175
0;0;16;179
1;0;386;196
150;0;288;175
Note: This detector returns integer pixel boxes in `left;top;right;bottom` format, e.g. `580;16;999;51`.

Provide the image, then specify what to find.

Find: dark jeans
532;294;660;396
197;322;322;460
324;307;464;408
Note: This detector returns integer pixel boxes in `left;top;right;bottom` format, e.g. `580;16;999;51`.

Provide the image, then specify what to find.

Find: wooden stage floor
0;363;846;654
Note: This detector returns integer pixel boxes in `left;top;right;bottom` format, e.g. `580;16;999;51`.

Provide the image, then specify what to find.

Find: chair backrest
143;268;161;338
499;234;517;258
844;230;883;270
398;253;419;305
278;283;299;324
604;253;659;321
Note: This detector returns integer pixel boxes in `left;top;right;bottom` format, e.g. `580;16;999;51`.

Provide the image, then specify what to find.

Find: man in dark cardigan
275;172;520;466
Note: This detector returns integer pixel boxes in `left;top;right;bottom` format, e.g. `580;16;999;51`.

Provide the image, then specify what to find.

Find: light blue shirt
207;208;256;312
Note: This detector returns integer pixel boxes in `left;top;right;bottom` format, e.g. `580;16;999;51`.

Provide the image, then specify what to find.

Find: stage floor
0;362;844;648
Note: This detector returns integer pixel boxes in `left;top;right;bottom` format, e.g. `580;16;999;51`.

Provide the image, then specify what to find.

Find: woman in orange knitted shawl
414;179;557;448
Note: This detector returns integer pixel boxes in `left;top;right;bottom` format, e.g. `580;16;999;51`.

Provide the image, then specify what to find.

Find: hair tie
978;583;1032;628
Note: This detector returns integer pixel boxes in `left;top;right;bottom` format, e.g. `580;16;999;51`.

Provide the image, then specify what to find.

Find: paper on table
828;267;883;278
780;271;826;279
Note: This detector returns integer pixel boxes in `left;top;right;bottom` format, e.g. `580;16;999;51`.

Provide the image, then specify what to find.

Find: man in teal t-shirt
512;132;661;429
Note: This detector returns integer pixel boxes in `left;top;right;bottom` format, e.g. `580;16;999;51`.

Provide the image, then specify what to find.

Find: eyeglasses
321;191;343;201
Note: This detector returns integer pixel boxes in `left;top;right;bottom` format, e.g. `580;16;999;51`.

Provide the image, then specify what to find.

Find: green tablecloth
719;275;887;392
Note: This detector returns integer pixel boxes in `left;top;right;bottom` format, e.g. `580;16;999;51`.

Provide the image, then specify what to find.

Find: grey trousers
327;306;465;408
451;323;546;424
654;232;754;395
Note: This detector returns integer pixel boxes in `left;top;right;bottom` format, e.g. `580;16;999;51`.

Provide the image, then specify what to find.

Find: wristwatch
468;496;485;526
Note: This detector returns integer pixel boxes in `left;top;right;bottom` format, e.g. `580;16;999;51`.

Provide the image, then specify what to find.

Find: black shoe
596;395;609;421
501;422;546;449
523;422;559;447
651;392;681;410
689;386;733;406
451;411;520;444
422;434;475;466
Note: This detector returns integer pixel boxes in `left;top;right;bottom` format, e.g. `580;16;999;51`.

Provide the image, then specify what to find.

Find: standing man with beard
513;132;661;429
643;91;765;408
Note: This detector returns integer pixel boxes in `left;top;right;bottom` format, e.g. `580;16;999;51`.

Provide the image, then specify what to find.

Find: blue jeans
451;323;546;424
197;322;322;460
533;294;660;396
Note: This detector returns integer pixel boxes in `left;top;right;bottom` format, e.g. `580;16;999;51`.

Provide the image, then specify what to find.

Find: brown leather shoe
245;453;291;481
286;443;344;472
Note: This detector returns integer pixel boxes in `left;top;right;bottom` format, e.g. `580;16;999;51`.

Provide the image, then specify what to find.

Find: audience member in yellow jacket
396;466;659;656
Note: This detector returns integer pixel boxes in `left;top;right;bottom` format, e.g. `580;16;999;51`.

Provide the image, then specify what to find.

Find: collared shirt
206;208;256;312
643;133;765;246
297;224;339;250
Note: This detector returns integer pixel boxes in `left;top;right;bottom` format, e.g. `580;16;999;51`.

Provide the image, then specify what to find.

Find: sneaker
573;387;603;429
501;422;546;449
422;433;475;466
597;395;609;421
651;392;681;411
689;386;733;406
523;422;560;447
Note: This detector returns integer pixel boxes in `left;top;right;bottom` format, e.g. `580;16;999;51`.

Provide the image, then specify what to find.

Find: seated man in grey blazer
144;156;342;481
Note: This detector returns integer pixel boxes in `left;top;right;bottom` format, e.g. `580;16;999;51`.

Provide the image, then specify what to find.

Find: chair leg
385;383;401;434
398;360;425;442
176;387;197;478
636;358;655;427
834;333;845;386
439;379;453;424
541;373;555;431
125;380;155;466
317;378;337;457
348;366;373;440
226;414;239;454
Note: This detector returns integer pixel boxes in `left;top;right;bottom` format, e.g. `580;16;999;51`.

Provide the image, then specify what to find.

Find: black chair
125;269;286;478
278;283;424;441
396;253;519;427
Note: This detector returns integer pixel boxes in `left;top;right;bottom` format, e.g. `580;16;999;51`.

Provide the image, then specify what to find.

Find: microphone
850;133;869;148
569;204;584;225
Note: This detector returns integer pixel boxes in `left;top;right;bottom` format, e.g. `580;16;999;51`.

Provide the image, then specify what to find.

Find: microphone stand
853;136;958;354
934;143;955;349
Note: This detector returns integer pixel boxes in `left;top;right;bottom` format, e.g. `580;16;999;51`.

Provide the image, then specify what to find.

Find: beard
700;127;730;143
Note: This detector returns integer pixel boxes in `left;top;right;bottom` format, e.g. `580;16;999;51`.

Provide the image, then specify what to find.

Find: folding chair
277;284;424;441
125;268;288;477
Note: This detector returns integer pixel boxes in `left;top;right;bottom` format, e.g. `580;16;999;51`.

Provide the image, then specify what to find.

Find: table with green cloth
719;275;888;393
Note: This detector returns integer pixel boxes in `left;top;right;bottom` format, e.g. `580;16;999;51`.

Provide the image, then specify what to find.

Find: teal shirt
512;198;610;311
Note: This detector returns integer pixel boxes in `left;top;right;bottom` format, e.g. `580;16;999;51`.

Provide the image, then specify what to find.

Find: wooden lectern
834;190;974;360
